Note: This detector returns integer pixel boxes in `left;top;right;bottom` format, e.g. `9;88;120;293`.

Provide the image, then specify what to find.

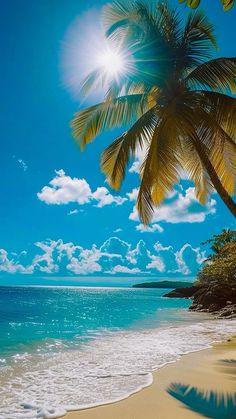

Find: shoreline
65;336;236;419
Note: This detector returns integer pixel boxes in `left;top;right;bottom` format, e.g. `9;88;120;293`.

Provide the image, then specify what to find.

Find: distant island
132;280;193;289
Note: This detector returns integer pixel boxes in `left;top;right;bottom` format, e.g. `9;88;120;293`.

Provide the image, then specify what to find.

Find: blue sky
0;0;235;285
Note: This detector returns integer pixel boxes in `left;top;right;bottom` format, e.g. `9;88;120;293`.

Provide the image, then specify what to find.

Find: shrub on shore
197;229;236;285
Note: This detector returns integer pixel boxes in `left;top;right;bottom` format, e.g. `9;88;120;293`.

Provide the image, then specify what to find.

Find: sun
97;48;125;77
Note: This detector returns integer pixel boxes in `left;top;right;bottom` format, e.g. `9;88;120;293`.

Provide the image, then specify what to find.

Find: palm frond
103;1;183;88
207;126;236;195
102;0;139;38
137;107;182;224
178;10;216;73
80;69;106;98
155;1;182;44
197;91;236;139
102;0;147;53
101;107;158;190
71;93;152;149
151;117;182;206
179;138;213;203
194;103;236;195
157;93;213;203
176;98;236;200
186;58;236;94
136;134;157;225
70;0;236;219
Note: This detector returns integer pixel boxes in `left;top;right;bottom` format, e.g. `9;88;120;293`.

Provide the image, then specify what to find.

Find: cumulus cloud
0;249;33;274
37;170;91;205
37;170;127;208
129;160;141;174
129;187;216;224
100;237;130;260
136;223;164;233
32;241;60;273
0;237;206;278
174;243;206;275
126;188;139;201
67;256;102;275
146;257;165;272
128;147;146;174
93;186;127;207
107;265;141;274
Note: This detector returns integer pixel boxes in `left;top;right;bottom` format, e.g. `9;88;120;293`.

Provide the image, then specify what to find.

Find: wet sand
65;336;236;419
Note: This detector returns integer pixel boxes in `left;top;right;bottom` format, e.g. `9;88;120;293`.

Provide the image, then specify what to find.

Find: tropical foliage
179;0;235;12
71;1;236;224
197;229;236;284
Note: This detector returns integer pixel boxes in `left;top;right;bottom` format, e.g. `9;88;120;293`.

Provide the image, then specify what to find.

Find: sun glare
97;48;125;76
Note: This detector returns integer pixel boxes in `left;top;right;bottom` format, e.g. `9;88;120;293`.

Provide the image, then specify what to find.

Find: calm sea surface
0;286;235;419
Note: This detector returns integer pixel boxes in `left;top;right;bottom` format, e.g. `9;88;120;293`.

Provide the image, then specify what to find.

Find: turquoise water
0;286;235;419
0;285;190;360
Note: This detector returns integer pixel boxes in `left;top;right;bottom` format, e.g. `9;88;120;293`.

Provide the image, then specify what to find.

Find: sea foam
0;318;235;419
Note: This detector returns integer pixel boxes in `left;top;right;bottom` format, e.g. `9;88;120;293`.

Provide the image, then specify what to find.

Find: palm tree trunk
194;141;236;217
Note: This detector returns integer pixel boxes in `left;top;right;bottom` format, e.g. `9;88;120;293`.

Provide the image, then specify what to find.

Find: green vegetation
71;1;236;223
133;280;193;288
197;229;236;284
178;0;235;12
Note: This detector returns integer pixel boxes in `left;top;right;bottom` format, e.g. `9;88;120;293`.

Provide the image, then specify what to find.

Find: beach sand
66;336;236;419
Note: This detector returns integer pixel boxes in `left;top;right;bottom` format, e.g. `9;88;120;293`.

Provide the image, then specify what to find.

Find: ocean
0;285;235;419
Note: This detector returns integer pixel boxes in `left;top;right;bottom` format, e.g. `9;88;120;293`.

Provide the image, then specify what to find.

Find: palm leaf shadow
218;359;236;377
167;383;236;418
220;359;236;365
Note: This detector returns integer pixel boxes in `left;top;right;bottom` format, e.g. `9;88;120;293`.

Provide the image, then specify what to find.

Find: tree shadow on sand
217;359;236;379
167;383;236;418
220;359;236;364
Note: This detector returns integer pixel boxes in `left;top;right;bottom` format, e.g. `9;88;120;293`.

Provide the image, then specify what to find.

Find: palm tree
179;0;235;12
201;228;236;254
71;0;236;224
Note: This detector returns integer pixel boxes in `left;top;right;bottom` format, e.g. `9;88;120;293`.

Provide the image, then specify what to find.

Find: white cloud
126;188;139;201
0;237;206;278
146;257;165;272
129;160;141;174
174;243;206;275
114;228;123;233
126;240;152;267
136;223;164;233
93;186;127;207
67;257;102;275
0;249;33;274
37;170;127;209
13;156;28;172
56;240;81;260
128;147;146;174
18;159;28;172
154;242;173;252
67;209;79;216
100;237;130;260
32;240;60;273
37;170;92;205
129;187;216;224
107;265;141;274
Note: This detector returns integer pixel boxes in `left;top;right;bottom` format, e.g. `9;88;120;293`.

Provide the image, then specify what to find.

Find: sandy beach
66;336;236;419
